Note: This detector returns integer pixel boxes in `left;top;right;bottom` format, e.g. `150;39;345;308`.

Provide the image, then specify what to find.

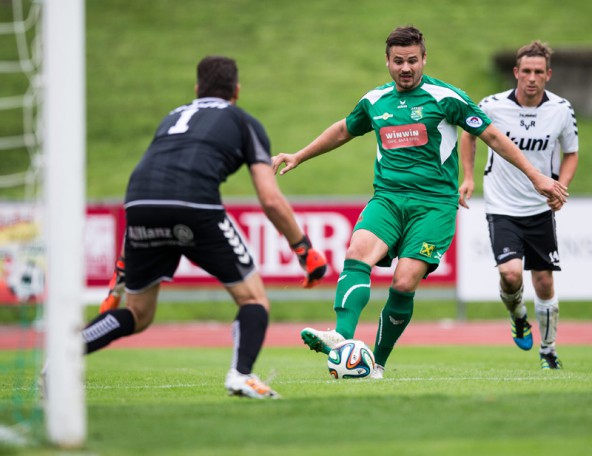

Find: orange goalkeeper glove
99;256;125;314
291;235;327;288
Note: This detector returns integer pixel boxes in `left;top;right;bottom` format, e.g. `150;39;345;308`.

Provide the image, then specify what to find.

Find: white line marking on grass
393;376;564;382
86;383;202;390
11;372;582;393
276;374;583;385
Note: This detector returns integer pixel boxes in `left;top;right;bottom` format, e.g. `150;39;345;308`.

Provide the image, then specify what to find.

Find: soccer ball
327;339;375;379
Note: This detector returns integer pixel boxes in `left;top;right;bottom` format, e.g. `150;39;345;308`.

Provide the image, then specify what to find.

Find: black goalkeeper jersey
124;97;272;208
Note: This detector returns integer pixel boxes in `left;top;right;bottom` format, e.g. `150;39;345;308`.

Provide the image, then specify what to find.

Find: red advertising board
85;201;456;289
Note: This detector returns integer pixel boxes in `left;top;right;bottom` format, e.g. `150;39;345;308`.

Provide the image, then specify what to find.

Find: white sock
500;284;526;318
535;295;559;351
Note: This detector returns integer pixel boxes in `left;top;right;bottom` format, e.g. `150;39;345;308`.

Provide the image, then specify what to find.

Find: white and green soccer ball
327;339;375;379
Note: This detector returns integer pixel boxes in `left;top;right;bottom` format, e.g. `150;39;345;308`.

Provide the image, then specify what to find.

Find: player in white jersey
459;41;579;369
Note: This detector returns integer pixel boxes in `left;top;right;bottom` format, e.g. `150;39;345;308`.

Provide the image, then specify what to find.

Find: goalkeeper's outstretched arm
249;163;327;288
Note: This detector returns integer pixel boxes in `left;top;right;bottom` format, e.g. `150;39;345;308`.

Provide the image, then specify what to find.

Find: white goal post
43;0;86;447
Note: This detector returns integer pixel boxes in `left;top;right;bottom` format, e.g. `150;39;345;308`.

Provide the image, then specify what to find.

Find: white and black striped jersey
479;89;578;216
125;97;272;209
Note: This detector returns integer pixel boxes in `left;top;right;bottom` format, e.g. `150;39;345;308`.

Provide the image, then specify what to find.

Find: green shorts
354;192;457;276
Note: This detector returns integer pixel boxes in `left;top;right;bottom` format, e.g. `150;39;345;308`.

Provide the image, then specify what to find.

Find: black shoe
540;351;563;370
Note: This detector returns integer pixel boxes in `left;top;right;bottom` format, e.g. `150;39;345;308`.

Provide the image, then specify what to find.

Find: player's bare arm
558;152;578;189
478;124;568;205
249;163;304;244
272;119;354;175
547;151;578;211
458;131;478;209
250;163;328;288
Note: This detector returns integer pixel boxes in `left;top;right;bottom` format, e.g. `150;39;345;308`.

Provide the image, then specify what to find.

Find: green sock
334;259;372;339
373;288;415;367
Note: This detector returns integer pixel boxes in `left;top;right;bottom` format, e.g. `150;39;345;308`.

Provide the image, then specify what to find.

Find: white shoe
300;327;345;355
370;364;384;379
224;368;280;399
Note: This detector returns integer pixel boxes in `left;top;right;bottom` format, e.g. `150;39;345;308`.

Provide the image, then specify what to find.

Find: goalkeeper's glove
291;235;327;288
99;256;126;314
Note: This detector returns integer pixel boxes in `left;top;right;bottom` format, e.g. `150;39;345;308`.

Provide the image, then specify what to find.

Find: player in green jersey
272;26;569;378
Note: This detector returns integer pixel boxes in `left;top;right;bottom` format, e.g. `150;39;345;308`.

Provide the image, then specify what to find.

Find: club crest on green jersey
410;107;423;121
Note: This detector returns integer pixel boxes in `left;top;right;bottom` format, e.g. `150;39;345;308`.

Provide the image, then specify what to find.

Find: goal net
0;0;44;449
1;0;86;449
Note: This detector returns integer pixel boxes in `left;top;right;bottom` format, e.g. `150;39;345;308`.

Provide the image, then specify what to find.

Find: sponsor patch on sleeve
465;116;484;128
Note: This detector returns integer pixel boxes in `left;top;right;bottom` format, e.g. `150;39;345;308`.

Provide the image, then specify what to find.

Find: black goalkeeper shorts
124;205;256;292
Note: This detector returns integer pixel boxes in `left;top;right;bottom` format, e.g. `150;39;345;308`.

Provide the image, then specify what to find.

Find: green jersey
346;74;490;205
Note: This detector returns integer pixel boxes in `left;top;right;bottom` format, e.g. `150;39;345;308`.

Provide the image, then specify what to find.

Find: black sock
83;308;135;354
231;304;269;375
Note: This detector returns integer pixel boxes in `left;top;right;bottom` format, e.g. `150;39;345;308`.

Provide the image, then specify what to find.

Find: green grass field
3;296;592;454
2;346;592;455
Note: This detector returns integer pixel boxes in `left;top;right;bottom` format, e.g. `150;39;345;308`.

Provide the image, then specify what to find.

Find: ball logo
465;116;483;128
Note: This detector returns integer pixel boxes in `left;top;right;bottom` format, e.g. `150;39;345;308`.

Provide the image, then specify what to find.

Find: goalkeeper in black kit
84;56;327;399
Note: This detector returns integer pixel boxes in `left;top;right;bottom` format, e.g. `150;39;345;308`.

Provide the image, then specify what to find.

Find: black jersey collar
508;89;549;107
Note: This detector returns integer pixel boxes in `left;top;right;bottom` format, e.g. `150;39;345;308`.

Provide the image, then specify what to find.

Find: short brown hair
516;40;553;69
196;56;238;100
385;26;426;56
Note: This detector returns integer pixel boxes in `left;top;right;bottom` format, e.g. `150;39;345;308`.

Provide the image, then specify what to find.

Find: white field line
76;374;584;390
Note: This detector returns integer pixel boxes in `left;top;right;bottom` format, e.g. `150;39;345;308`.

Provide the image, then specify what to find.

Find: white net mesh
0;0;42;199
0;0;44;448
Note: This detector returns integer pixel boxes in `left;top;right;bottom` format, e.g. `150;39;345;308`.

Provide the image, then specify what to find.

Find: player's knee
532;272;554;298
391;276;419;294
534;283;554;300
344;243;364;261
499;269;522;291
344;232;383;264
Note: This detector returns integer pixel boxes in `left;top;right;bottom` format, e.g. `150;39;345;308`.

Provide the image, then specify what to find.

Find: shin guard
230;304;269;375
83;308;135;354
373;288;414;367
500;284;526;318
535;295;559;350
334;259;372;339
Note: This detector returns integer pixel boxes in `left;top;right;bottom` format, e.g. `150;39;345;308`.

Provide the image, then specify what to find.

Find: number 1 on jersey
168;107;199;134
